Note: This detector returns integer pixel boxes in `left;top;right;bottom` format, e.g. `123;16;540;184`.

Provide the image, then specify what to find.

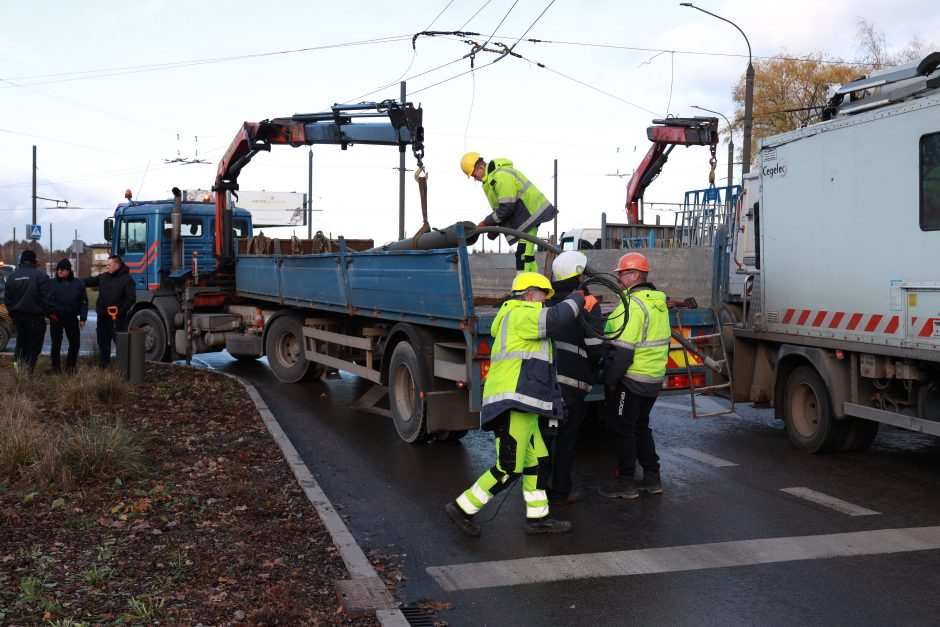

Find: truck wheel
783;365;842;453
265;316;317;382
835;418;879;452
388;341;430;443
129;309;169;362
0;323;9;352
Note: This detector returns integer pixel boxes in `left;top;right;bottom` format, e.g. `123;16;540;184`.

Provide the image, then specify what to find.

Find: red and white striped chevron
779;309;939;338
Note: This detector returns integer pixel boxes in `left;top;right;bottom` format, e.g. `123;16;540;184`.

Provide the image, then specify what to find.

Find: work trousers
96;314;128;369
456;410;551;520
514;225;539;273
50;316;81;373
13;313;46;375
605;384;660;477
544;398;588;501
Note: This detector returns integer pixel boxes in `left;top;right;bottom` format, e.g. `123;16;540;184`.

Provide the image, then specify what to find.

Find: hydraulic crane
212;100;424;270
624;116;719;224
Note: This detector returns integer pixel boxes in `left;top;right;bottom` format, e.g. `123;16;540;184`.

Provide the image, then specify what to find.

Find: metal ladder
675;308;735;419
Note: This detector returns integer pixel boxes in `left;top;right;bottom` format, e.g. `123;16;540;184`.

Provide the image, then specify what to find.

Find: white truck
731;53;940;452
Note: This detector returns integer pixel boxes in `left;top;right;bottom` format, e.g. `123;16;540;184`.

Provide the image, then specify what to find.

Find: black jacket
83;265;136;317
546;277;606;407
52;271;89;321
4;263;54;317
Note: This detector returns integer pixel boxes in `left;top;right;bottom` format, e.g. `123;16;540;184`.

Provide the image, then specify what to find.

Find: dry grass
0;360;143;488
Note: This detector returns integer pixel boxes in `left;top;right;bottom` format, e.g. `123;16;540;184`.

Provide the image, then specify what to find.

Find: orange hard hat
616;252;650;273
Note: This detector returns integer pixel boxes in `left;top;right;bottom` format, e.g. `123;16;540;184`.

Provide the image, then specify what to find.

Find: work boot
548;491;583;507
525;517;572;535
445;502;481;537
637;471;663;494
597;477;639;499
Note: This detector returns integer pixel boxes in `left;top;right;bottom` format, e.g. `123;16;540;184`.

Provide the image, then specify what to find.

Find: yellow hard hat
511;272;554;298
460;151;481;177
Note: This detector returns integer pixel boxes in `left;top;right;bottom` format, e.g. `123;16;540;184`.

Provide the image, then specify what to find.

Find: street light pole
691;106;734;188
680;3;754;174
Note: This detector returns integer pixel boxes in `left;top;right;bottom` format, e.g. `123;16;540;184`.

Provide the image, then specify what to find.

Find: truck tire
388;341;430;443
835;418;879;452
129;309;169;362
783;365;844;453
265;316;321;382
0;322;9;353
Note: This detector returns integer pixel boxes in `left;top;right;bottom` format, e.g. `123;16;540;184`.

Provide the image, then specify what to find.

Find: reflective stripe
498;197;516;205
610;339;635;350
492;350;551;362
561;298;579;317
526;504;550;518
482;391;555;412
557;374;592;391
524;489;548;503
471;483;492;506
538;308;548;337
555;341;587;358
488;211;503;224
584;337;604;346
498;310;512;357
638;338;670;348
517;200;553;232
456;493;480;515
627;373;665;384
631;296;650;342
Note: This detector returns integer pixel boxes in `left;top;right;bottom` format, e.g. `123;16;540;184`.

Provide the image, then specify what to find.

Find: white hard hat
552;250;587;282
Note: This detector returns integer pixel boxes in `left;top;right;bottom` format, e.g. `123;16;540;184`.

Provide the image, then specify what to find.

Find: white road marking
780;487;881;517
669;447;738;467
427;525;940;591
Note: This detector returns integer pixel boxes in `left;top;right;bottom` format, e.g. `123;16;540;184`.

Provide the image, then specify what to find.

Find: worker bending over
461;152;557;273
446;272;587;536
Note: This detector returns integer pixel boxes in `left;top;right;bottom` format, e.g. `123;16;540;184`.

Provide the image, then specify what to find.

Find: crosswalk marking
780;487;881;517
427;526;940;591
669;447;738;467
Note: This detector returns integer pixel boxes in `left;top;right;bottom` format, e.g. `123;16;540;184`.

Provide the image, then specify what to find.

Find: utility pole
32;146;37;251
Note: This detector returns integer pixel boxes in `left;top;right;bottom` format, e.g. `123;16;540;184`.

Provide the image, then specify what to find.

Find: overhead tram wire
1;35;415;87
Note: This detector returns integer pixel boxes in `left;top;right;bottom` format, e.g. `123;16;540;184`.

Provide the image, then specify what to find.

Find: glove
584;295;598;311
478;220;487;228
48;313;58;323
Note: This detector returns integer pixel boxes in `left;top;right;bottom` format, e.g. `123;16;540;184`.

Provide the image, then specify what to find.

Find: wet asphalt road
11;325;940;625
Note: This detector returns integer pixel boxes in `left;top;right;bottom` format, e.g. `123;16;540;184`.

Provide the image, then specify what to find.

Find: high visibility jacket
480;159;557;244
603;283;670;397
481;292;585;426
547;280;606;407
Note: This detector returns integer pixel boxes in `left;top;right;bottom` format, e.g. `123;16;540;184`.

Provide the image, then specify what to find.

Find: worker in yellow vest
599;252;670;499
445;272;591;536
461;152;557;273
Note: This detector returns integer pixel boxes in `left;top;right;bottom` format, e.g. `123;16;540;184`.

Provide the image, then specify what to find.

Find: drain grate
400;604;436;627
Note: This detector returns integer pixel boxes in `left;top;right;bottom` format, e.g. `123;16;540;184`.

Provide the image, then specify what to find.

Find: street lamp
680;3;754;174
691;106;734;188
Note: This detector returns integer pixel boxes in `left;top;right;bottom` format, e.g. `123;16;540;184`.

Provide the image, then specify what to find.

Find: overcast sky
2;0;937;253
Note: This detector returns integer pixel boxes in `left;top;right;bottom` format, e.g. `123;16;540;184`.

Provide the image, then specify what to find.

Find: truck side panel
758;94;940;358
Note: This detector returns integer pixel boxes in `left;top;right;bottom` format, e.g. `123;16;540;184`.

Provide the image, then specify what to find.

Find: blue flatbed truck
102;101;727;443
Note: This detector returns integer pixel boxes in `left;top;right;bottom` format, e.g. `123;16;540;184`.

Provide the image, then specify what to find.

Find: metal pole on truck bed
398;81;406;240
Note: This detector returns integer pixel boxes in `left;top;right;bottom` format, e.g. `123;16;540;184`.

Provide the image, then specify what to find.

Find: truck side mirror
104;218;114;242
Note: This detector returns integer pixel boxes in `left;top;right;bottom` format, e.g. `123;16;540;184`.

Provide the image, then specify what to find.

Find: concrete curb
220;369;409;626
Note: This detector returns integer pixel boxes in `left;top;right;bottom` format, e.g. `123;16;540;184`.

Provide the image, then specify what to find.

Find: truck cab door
117;217;154;290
